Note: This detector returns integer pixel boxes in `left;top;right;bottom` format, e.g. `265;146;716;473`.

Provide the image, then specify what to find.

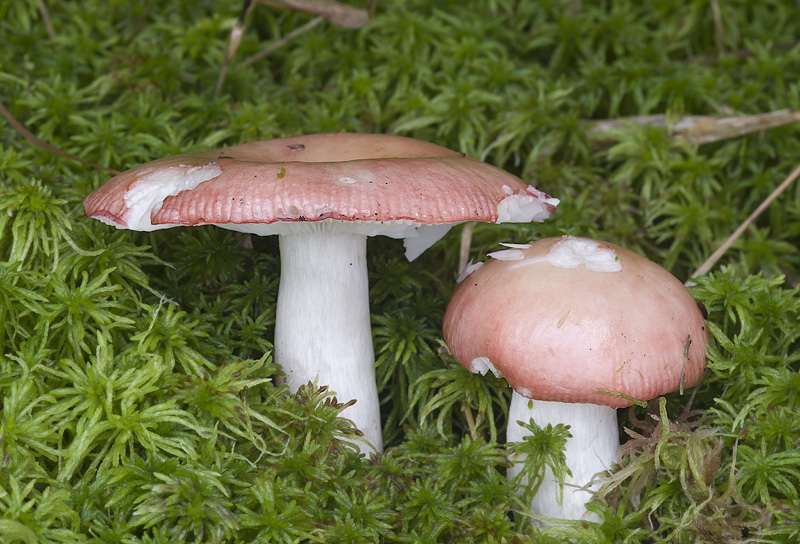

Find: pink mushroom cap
83;133;557;237
443;236;708;408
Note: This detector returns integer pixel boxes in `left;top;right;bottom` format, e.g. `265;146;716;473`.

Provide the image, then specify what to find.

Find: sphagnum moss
2;0;800;541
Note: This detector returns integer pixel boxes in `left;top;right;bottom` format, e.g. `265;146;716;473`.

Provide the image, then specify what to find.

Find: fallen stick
588;110;800;146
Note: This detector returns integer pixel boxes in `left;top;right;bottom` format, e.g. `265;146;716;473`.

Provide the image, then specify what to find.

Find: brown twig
365;0;378;18
36;0;56;40
0;101;121;175
588;110;800;146
687;162;800;283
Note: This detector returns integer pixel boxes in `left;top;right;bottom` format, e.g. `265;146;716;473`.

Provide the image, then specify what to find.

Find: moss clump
2;0;800;541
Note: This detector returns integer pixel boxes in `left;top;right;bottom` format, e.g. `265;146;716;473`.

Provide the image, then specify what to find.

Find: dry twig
588;110;800;146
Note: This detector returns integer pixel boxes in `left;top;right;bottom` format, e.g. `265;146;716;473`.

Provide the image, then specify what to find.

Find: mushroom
442;235;707;522
83;132;559;452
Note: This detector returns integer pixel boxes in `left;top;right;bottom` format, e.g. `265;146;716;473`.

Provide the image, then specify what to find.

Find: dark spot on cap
459;152;466;157
696;301;708;319
287;144;305;150
217;154;233;159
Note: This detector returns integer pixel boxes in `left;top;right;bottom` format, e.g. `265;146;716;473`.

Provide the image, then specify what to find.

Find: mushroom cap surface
83;133;557;233
443;236;707;408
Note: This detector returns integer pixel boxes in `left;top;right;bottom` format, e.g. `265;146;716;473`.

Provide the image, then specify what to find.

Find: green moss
2;0;800;541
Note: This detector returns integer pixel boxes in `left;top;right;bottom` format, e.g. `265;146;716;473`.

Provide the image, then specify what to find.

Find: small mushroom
83;132;559;453
442;235;707;522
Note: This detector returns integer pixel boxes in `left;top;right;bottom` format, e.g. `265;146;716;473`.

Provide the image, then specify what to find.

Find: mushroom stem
507;392;618;524
274;231;382;452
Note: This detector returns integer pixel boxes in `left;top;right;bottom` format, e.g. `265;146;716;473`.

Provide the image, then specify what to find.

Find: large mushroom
442;235;707;521
83;132;559;452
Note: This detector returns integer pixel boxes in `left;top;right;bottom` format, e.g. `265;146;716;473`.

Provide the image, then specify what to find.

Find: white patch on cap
124;163;222;230
487;242;533;262
471;356;504;378
338;176;357;184
487;248;526;261
456;260;484;283
546;236;622;272
500;242;533;249
516;387;532;398
509;235;622;272
496;185;559;224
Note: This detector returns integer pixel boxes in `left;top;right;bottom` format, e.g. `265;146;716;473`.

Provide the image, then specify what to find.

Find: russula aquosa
84;132;559;452
443;235;707;521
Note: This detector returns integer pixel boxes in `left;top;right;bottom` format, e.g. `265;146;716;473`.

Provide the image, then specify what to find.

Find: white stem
274;232;382;452
507;392;618;524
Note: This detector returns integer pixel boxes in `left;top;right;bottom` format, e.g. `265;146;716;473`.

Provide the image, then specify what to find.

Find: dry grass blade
112;0;154;68
688;162;800;283
215;0;255;97
215;0;371;96
37;0;56;40
457;222;477;276
710;0;725;55
588;110;800;146
240;15;325;68
0;100;121;175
